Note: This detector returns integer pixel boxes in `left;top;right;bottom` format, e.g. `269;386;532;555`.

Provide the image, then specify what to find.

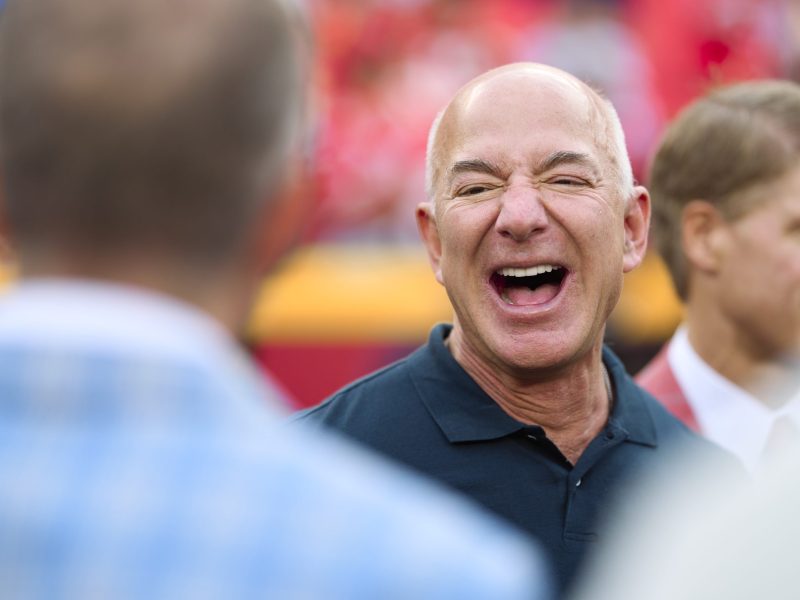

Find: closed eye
551;177;587;186
458;185;494;196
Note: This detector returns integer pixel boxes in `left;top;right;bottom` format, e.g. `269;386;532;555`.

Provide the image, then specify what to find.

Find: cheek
439;206;494;256
438;229;469;272
753;239;800;288
549;197;621;242
436;223;474;288
723;244;793;313
781;258;800;308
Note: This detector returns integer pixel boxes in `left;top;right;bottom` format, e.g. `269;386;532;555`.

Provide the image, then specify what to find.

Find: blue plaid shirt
0;280;549;599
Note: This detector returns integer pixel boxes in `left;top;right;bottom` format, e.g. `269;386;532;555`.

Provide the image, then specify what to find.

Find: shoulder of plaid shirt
0;279;550;600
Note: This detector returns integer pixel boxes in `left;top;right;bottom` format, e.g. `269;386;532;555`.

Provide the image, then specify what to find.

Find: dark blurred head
0;0;306;272
650;80;800;301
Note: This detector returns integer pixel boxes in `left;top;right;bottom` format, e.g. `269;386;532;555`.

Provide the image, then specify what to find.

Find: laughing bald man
298;63;734;595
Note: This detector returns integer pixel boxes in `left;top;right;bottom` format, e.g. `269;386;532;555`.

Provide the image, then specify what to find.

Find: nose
495;185;549;242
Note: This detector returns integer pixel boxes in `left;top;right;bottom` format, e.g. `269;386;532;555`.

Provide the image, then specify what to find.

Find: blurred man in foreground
571;440;800;600
299;62;733;595
637;80;800;472
0;1;549;597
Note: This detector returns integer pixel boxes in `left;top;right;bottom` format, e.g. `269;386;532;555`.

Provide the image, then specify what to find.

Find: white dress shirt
668;326;800;472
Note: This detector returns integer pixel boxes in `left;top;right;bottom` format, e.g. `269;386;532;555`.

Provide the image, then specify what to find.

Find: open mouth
490;265;567;306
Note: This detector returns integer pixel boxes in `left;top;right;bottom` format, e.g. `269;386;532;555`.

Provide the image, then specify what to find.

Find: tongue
505;283;560;306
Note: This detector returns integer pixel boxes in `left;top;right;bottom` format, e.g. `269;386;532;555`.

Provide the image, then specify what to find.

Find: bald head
0;0;304;267
425;63;633;206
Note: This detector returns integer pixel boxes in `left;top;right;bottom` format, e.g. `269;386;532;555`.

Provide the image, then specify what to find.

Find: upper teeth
499;265;559;277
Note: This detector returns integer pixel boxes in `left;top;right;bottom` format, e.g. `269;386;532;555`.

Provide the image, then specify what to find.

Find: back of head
649;80;800;300
0;0;304;269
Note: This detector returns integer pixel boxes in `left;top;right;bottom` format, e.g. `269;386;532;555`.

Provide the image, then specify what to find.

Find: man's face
418;69;647;376
714;166;800;360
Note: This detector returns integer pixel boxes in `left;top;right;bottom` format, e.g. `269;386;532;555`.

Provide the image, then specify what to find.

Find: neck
685;302;800;408
447;326;611;465
18;251;259;335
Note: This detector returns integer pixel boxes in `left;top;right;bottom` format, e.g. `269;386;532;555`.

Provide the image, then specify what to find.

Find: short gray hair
0;0;305;264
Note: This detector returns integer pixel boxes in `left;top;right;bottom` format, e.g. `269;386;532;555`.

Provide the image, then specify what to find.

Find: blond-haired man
637;80;800;472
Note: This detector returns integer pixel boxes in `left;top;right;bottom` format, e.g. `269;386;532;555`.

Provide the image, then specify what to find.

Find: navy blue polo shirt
297;324;733;595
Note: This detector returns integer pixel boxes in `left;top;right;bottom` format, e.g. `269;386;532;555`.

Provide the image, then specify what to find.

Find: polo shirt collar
603;345;658;447
409;324;525;442
409;324;658;447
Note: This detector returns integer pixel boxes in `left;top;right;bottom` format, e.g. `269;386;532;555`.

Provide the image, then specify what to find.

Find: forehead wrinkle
429;63;616;202
448;158;508;182
537;151;601;178
448;70;599;156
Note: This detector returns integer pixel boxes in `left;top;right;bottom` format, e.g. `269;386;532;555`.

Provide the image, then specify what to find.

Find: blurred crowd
304;0;790;242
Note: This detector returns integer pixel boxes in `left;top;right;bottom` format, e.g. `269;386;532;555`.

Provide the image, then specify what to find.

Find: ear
622;185;651;273
681;200;727;274
415;201;444;285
